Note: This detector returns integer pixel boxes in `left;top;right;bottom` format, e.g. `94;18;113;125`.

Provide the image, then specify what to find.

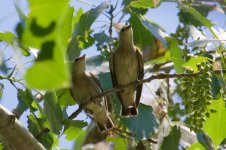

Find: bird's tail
121;105;138;117
97;117;114;133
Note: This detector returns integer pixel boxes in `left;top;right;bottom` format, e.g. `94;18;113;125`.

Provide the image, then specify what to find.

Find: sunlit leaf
166;37;184;73
57;88;76;107
63;119;87;140
160;126;181;150
182;56;208;72
130;0;157;8
23;0;73;89
180;5;213;29
107;137;127;150
67;2;109;61
44;91;63;135
188;142;206;150
187;39;220;47
73;130;86;150
203;98;226;148
0;32;15;44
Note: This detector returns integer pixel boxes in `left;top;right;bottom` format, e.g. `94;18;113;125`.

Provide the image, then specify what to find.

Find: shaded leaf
44;91;63;135
203;98;226;148
160;126;181;150
0;83;4;100
129;14;155;49
0;32;15;44
122;104;159;141
17;88;37;115
211;75;221;99
187;39;220;47
182;56;208;72
166;37;184;73
180;5;213;29
27;115;54;149
140;15;168;48
94;31;112;47
67;2;109;61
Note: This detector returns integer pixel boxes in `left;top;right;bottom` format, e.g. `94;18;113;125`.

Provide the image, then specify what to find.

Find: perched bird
109;24;144;117
71;54;114;132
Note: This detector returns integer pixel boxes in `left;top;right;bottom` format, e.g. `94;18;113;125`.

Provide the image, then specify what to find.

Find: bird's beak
81;54;86;60
125;24;132;30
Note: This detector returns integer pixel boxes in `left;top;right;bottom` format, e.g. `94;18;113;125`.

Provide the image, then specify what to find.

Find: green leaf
23;0;73;89
44;91;63;135
160;126;181;150
17;88;37;114
182;56;208;72
129;14;155;49
139;16;168;48
94;31;112;47
0;83;4;100
203;98;226;148
67;2;109;61
166;37;184;73
122;104;159;141
63;119;87;140
129;0;155;8
107;137;127;150
211;75;221;99
188;142;206;150
0;32;15;44
73;130;86;150
27;115;54;149
57;88;76;107
72;8;83;32
180;5;213;29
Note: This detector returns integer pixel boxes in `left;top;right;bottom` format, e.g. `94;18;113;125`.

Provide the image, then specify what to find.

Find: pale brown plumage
71;54;114;132
109;25;144;117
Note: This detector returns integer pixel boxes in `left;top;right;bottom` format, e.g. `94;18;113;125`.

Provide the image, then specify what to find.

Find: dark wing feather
135;48;144;107
89;72;110;111
109;52;124;107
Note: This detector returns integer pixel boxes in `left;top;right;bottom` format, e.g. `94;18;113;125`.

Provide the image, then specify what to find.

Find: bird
109;24;144;117
71;54;114;132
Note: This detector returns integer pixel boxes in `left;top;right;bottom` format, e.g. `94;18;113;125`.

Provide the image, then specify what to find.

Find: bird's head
72;54;86;74
119;24;133;44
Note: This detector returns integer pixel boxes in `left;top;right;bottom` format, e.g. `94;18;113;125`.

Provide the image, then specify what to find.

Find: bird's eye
121;28;125;32
75;58;78;62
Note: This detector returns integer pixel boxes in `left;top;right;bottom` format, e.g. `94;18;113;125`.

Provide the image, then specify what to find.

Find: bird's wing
135;48;144;107
109;51;125;107
89;72;109;109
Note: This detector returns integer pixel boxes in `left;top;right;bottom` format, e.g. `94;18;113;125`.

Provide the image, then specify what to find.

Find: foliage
0;0;226;149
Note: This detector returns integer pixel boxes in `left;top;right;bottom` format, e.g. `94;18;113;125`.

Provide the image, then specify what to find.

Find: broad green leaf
107;137;127;150
187;39;220;47
180;5;213;29
211;75;221;99
57;88;76;107
129;14;155;49
23;0;73;89
122;104;159;141
27;115;54;149
160;126;181;150
94;31;112;47
44;91;63;135
63;119;87;140
203;98;226;148
182;56;208;72
188;142;206;150
17;88;37;115
72;8;83;32
73;130;86;150
129;0;156;8
166;37;184;73
0;32;15;44
67;2;109;61
0;143;3;150
140;15;168;48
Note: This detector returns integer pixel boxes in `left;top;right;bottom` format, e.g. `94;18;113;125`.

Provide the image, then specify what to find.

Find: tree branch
68;70;224;119
0;105;46;150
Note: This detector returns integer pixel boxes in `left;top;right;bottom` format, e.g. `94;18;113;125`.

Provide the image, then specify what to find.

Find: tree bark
0;105;46;150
